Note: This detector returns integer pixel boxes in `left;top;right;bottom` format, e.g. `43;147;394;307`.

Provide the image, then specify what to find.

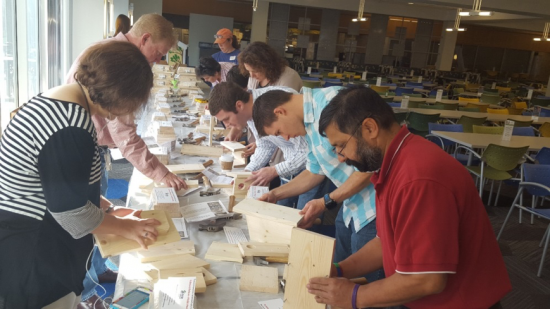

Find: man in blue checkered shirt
253;86;382;283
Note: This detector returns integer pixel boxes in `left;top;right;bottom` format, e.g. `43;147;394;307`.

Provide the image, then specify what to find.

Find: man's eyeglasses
332;118;366;157
214;35;228;39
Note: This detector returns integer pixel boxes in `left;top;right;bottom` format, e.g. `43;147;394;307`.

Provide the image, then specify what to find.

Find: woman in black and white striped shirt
0;41;159;309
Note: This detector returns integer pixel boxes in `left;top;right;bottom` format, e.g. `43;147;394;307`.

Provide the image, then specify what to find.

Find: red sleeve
392;180;459;273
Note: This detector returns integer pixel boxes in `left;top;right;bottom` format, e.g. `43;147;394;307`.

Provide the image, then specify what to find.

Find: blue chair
539;107;550;117
406;82;423;88
381;83;397;87
512;127;535;136
324;78;341;83
426;123;464;148
324;81;343;88
428;89;448;97
388;102;401;108
395;87;414;96
301;76;320;81
497;163;550;277
535;147;550;165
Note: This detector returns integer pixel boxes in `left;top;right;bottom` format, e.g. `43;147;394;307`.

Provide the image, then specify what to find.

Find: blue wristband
333;262;343;277
352;284;360;309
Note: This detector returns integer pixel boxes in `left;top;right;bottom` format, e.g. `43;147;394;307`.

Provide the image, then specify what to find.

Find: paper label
333;66;337;73
362;71;367;81
153;187;179;204
436;89;443;102
410;70;414;77
491;82;496;89
172;218;189;239
527;89;533;99
154;277;196;309
223;226;248;244
160;121;173;128
418;76;423;83
376;77;382;86
502;120;514;142
248;186;269;199
258;299;284;309
230;56;236;60
401;96;410;109
307;67;312;74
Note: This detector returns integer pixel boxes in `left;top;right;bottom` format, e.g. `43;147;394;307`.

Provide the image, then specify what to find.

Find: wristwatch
324;193;338;210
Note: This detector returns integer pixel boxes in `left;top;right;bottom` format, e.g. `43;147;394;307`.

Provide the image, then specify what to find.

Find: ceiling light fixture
446;8;467;32
352;0;368;22
128;3;134;26
252;0;258;11
534;22;550;42
459;0;493;17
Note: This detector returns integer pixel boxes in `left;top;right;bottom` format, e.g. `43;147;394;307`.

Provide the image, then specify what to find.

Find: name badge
230;56;236;60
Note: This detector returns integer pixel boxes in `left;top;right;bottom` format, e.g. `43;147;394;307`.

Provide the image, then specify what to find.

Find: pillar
250;1;269;43
435;21;458;71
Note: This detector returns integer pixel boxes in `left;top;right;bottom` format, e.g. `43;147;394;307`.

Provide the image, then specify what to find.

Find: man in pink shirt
66;14;186;309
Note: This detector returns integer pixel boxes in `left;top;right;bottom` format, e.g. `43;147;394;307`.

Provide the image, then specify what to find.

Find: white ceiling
260;0;549;33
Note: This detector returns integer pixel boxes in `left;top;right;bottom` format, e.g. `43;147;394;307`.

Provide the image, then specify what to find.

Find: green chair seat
472;125;504;135
457;115;487;133
466;166;516;181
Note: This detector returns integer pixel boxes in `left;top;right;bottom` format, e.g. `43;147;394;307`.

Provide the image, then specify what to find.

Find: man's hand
224;127;243;141
307;277;357;309
245;167;278;186
161;172;187;191
110;206;135;217
258;190;279;203
242;142;256;158
298;198;326;229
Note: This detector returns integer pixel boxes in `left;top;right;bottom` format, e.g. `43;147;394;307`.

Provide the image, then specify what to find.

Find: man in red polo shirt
306;85;511;309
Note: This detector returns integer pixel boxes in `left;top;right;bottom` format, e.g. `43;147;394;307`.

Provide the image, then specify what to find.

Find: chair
428;89;448;97
370;85;390;94
487;108;509;115
535;147;550;164
512;127;535;136
472;125;504;135
496;86;512;93
327;73;343;79
497;163;550;277
324;81;343;88
302;76;320;81
426;123;464;148
406;82;423;88
515;102;528;109
459;97;481;103
460;144;529;203
419;104;445;110
407;100;425;109
394;112;408;124
408;93;423;98
454;88;465;96
539;107;550;117
465;103;488;113
302;80;321;88
480;94;500;105
484;88;499;94
531;97;550;108
459;107;481;112
457;116;487;133
508;119;533;127
441;103;459;110
539;122;550;137
507;107;524;115
388;102;401;108
406;112;441;137
382;97;394;103
395;87;414;96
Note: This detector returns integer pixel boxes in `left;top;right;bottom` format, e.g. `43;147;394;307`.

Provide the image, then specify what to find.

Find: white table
394;108;550;125
430;131;550;152
115;95;287;308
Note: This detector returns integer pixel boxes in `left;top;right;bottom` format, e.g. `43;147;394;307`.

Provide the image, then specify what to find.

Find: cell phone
110;287;151;309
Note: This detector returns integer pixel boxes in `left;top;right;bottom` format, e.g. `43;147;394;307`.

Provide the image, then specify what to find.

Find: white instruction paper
172;218;189;239
180;203;216;222
223;226;248;244
258;299;284;309
248;186;269;199
154;277;196;309
202;167;234;185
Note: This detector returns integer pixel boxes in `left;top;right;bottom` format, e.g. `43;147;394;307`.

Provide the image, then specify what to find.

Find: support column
250;1;269;43
435;21;457;71
317;9;340;61
410;19;433;69
268;3;290;56
546;76;550;97
365;14;389;65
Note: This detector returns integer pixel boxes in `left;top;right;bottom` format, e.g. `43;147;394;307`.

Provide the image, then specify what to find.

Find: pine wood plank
94;211;180;258
245;215;294;245
180;144;224;157
148;253;210;270
284;228;335;309
166;164;205;174
220;141;246;151
239;265;279;294
151;187;181;218
204;241;243;263
233;198;303;226
136;240;195;263
201;267;217;286
238;242;290;257
140;210;170;234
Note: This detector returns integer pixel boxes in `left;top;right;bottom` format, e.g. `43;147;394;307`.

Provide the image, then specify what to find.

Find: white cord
85;238;112;308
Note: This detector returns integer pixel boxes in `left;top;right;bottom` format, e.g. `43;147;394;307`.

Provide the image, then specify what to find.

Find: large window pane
0;0;17;133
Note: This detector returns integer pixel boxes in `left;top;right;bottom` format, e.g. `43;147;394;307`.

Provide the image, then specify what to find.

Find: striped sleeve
273;136;307;178
245;121;277;171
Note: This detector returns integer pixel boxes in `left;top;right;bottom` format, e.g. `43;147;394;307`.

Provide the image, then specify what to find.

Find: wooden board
284;228;335;309
246;215;294;245
201;267;217;286
238;242;290;257
239;265;279;294
140;210;170;234
151;187;181;218
204;241;243;263
136;240;195;263
94;211;180;258
148;253;210;270
166;164;205;174
220;141;246;151
180;144;223;157
234;198;303;226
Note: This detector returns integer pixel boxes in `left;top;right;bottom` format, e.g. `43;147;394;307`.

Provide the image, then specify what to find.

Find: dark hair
238;42;287;83
231;35;240;50
114;14;131;36
195;57;221;79
226;65;248;88
75;41;153;114
208;82;251;115
252;90;293;136
319;85;397;138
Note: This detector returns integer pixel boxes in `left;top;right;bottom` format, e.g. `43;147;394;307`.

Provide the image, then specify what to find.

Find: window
0;0;17;133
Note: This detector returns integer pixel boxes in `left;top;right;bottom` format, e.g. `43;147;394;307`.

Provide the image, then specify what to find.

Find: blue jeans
82;147;110;301
334;208;383;283
277;174;331;210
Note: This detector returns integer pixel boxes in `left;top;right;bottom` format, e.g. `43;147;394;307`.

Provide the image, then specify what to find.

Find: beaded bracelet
333;262;343;277
352;284;360;309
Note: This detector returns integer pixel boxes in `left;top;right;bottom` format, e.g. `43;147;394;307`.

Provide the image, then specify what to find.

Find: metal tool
199;176;221;196
280;279;286;292
198;219;226;232
253;256;269;266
